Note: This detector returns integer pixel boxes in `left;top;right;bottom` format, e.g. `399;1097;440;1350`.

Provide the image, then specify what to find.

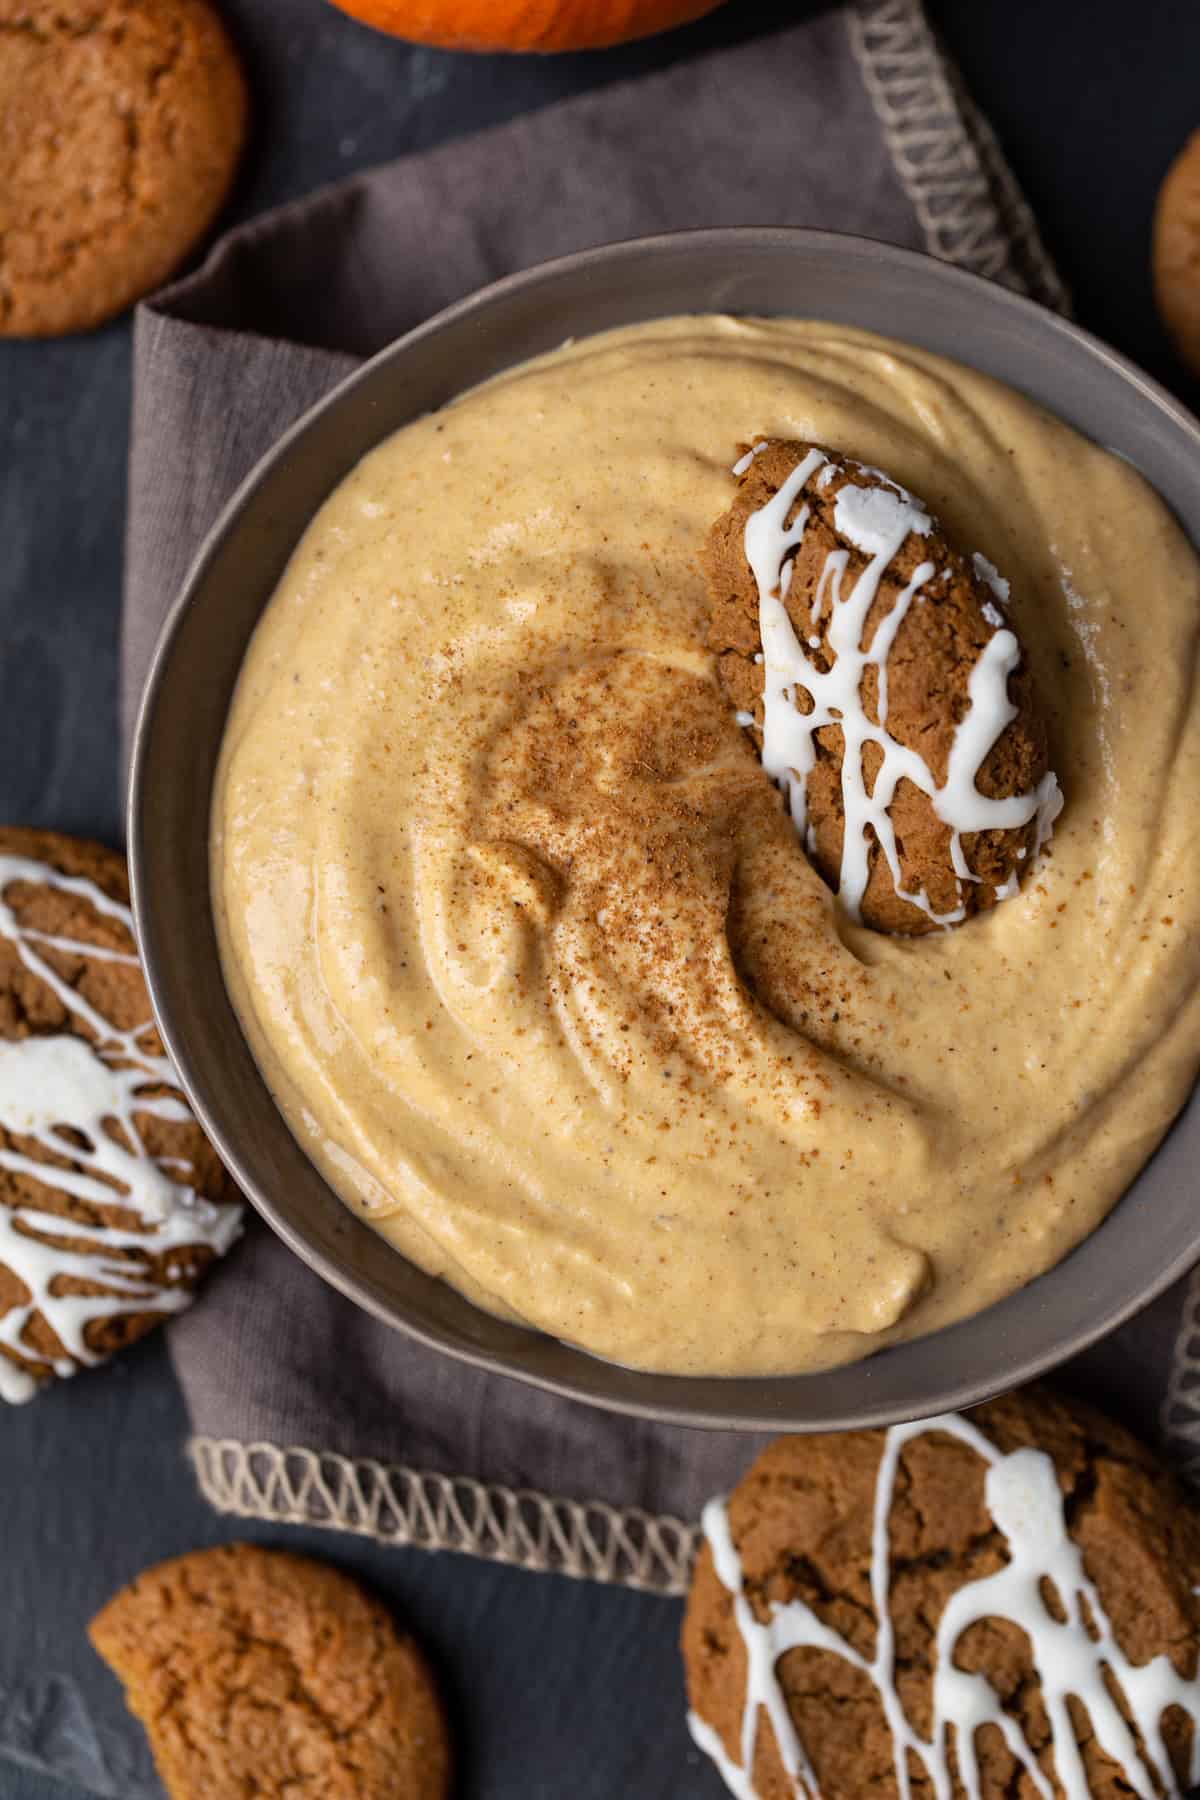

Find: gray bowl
129;227;1200;1431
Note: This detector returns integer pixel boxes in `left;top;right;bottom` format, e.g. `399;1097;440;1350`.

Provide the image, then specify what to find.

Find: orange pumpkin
328;0;726;52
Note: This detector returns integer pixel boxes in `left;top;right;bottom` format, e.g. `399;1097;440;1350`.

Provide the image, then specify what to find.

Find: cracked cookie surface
0;0;247;336
0;827;242;1401
89;1543;452;1799
707;439;1051;934
682;1387;1200;1797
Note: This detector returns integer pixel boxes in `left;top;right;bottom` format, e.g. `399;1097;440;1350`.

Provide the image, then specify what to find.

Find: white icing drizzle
688;1707;759;1800
742;454;1062;926
809;549;844;629
689;1412;1200;1800
0;856;241;1403
732;441;771;477
972;551;1011;607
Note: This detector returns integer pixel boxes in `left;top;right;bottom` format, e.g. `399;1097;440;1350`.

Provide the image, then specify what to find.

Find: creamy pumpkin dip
212;317;1200;1376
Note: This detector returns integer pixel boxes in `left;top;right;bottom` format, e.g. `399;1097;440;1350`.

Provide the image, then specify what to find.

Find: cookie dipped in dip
212;316;1200;1377
708;440;1061;934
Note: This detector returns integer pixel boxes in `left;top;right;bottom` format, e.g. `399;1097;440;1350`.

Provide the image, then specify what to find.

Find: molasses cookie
1154;128;1200;378
0;0;247;337
707;440;1061;933
90;1544;452;1800
0;827;241;1401
682;1386;1200;1798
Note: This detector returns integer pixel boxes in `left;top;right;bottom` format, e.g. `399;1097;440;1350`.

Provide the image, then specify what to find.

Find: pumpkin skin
327;0;726;52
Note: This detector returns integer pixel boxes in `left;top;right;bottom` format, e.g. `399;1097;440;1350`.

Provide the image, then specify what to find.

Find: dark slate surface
2;2;1199;1795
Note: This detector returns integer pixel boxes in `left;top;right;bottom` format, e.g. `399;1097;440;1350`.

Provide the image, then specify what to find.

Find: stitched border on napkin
190;1439;699;1594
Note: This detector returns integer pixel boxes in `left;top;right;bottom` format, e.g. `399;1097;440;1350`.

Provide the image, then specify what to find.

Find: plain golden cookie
1154;128;1200;376
0;827;242;1402
0;0;247;337
90;1544;452;1800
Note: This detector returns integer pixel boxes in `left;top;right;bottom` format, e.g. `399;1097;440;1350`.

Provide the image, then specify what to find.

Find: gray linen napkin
124;0;1198;1595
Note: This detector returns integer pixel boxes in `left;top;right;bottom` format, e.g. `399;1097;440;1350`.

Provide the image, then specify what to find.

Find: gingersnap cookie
0;0;247;338
90;1543;452;1800
1154;129;1200;378
0;827;242;1401
683;1386;1200;1798
707;440;1062;933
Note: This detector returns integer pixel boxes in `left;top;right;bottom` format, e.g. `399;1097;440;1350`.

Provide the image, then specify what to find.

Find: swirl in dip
212;317;1200;1376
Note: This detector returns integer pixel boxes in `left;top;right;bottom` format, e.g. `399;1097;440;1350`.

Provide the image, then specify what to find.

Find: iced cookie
1154;128;1200;377
707;440;1062;933
0;0;247;337
682;1386;1200;1798
90;1543;452;1800
0;828;241;1401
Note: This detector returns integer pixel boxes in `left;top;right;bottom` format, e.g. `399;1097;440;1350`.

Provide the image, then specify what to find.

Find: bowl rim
129;224;1200;1431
